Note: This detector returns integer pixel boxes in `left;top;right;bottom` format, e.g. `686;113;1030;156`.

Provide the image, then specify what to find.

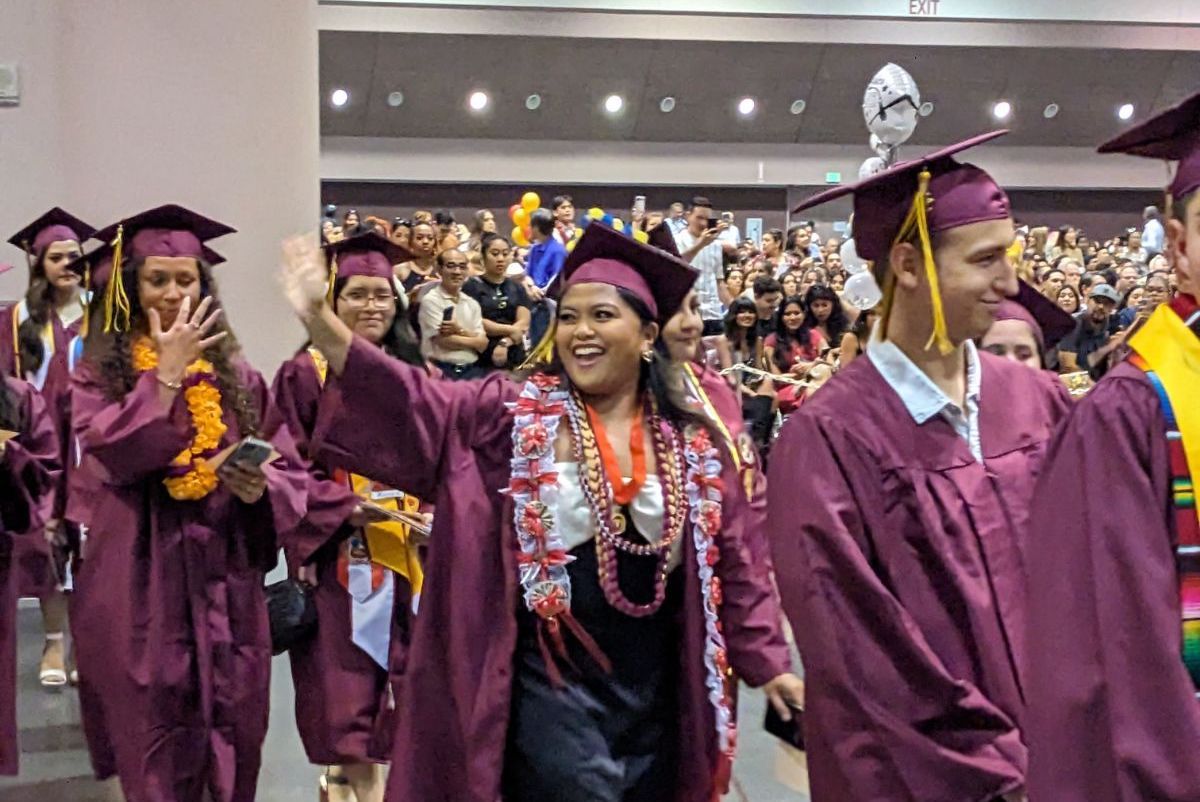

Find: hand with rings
151;295;227;385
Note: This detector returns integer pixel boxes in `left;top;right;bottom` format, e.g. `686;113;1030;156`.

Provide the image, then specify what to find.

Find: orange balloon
509;204;522;223
521;191;541;212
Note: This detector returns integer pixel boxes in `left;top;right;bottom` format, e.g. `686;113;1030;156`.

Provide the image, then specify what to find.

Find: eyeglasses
338;291;397;309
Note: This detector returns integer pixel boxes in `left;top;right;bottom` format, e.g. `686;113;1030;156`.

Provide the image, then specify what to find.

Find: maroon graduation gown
767;351;1071;802
0;377;60;774
311;337;792;802
68;358;307;802
0;305;79;597
268;350;404;766
1025;361;1200;801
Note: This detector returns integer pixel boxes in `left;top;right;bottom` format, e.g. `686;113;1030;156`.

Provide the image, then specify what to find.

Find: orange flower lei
131;336;227;500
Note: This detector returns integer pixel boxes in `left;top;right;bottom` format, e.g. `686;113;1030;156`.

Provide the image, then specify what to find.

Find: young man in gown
1025;90;1200;802
767;133;1072;802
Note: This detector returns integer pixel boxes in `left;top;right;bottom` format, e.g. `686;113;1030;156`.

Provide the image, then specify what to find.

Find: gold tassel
517;320;556;369
891;170;953;355
103;225;130;333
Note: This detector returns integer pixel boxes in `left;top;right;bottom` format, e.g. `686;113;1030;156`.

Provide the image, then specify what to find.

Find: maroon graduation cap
1099;91;1200;207
7;208;96;265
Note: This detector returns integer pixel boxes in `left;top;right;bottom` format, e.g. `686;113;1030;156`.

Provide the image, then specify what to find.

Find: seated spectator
1040;267;1066;300
752;276;783;340
1058;284;1122;380
780;272;800;298
797;267;828;299
830;272;845;293
760;228;789;277
1113;260;1141;296
395;221;438;291
803;284;850;351
468;208;498;252
1116;284;1144;329
390;218;411;250
1120;270;1172;328
417;248;488;379
764;296;824;376
342;208;362;236
363;215;391;238
1056;257;1084;291
1122;229;1149;264
1055;284;1081;316
838;305;879;367
1050;225;1084;263
462;233;531;371
718;267;745;307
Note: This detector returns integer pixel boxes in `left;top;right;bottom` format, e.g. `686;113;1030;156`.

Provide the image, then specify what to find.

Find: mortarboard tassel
890;169;954;356
326;254;338;305
79;264;92;339
103;225;130;333
518;320;556;369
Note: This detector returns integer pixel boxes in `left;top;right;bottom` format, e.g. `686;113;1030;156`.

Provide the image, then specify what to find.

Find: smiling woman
281;221;803;802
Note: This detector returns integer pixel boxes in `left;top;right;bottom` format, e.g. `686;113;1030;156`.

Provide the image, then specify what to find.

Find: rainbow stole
1129;303;1200;690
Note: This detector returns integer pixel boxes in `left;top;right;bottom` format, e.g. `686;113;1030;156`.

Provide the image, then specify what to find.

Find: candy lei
131;336;227;500
505;373;736;770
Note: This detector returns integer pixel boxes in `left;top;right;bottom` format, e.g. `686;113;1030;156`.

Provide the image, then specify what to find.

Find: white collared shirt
868;337;984;462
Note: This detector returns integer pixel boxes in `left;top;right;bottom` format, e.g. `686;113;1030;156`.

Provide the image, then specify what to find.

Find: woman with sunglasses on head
68;205;308;802
282;222;801;802
271;232;424;802
1;209;95;690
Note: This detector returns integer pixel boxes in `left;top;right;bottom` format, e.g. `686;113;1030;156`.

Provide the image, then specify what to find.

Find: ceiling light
919;101;934;117
992;100;1012;120
1043;103;1059;119
1118;102;1135;121
790;99;807;116
386;91;404;108
659;96;676;113
525;94;542;111
330;88;349;108
604;94;624;114
468;90;489;112
737;97;757;116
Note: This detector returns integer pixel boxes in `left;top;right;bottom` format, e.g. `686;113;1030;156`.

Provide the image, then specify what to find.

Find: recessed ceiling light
604;94;624;114
737;97;757;117
790;99;807;116
919;101;934;117
1043;103;1059;119
330;88;349;108
992;100;1012;120
1118;102;1135;121
468;90;490;112
525;94;542;111
659;96;676;113
386;91;404;108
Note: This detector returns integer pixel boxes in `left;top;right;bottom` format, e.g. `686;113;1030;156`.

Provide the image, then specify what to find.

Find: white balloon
858;156;887;179
840;238;869;275
843;271;883;310
863;62;921;147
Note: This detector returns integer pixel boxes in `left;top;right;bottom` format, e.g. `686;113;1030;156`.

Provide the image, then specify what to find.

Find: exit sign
909;0;940;14
825;172;842;184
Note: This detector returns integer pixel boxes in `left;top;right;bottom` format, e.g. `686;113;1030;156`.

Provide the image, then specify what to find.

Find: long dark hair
723;297;759;350
772;295;807;354
535;288;712;435
16;244;80;377
82;257;260;436
801;283;849;344
0;378;22;433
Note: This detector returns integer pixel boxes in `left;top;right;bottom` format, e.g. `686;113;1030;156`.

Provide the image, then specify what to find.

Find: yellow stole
309;348;424;596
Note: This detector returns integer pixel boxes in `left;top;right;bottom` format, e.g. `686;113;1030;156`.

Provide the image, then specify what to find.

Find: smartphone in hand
764;702;806;751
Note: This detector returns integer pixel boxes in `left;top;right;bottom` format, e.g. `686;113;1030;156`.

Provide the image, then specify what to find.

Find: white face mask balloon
842;271;884;310
859;157;888;179
863;63;921;148
840;238;869;275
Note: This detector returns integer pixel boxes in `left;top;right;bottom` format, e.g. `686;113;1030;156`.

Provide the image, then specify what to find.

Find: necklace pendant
611;509;627;534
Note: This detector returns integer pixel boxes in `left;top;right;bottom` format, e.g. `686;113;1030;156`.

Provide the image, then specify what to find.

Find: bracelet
156;373;183;391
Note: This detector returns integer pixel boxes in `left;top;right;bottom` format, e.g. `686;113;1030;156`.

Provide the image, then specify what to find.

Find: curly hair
82;257;260;437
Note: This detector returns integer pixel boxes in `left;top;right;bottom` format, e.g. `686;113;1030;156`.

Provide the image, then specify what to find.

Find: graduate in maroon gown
1025;91;1200;802
1;208;94;689
0;376;61;774
768;133;1072;802
281;221;803;802
67;205;308;802
270;231;423;802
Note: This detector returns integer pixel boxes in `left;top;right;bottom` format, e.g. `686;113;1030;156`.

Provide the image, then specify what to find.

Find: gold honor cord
102;225;130;333
79;265;92;339
326;254;338;304
883;169;954;356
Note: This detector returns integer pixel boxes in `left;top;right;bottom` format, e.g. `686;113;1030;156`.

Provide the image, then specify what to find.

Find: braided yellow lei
131;336;227;500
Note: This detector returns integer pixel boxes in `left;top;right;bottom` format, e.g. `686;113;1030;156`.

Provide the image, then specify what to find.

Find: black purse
265;578;317;655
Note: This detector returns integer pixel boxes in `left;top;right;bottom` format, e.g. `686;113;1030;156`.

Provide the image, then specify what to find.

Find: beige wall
2;0;321;374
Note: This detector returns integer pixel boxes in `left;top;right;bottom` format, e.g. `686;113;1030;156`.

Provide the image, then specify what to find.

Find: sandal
39;633;67;689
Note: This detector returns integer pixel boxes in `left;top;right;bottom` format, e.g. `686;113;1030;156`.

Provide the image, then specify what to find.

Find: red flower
715;647;729;673
531;583;568;619
711;576;724;606
688;428;713;453
517;422;550;456
514;396;565;418
699;501;723;534
706;544;721;567
510;472;558;495
519;501;550;539
530;373;560;391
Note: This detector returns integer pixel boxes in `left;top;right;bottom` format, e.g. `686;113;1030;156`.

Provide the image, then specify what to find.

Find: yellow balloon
513;208;530;228
612;218;625;232
512;227;530;247
521;192;541;212
587;207;605;220
633;230;649;244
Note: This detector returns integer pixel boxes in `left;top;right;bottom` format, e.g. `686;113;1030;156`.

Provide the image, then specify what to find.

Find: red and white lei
505;374;737;771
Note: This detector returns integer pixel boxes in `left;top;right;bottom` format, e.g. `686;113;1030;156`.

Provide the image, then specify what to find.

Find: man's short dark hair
687;196;713;212
434;209;456;227
530;208;555;237
552;195;573;211
753;276;782;298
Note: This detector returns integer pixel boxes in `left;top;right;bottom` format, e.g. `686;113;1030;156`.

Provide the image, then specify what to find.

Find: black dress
463;276;531;370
